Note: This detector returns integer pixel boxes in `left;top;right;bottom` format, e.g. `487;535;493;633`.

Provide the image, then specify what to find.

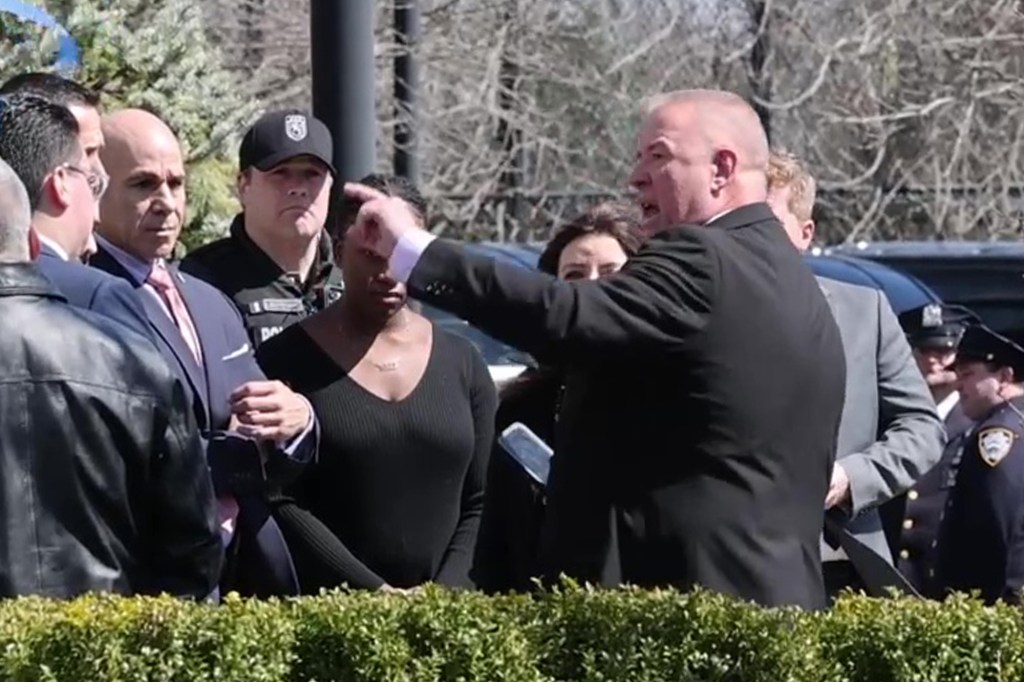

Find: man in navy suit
91;108;318;597
0;84;154;346
1;72;109;260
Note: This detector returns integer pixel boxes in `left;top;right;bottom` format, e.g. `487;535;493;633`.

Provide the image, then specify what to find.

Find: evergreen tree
0;0;263;250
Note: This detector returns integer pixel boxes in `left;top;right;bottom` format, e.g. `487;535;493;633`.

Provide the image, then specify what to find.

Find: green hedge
0;584;1021;681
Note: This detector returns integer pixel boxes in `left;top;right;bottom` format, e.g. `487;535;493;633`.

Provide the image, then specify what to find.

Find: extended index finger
343;182;389;204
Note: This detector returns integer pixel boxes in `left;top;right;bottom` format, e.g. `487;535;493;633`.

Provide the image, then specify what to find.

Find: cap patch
922;304;943;328
285;114;307;142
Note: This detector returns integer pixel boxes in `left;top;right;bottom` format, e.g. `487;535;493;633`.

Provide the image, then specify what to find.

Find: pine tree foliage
0;0;264;249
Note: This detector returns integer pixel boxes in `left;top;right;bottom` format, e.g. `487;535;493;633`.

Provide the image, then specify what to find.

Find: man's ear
44;168;73;212
710;149;738;194
236;169;251;202
802;218;817;245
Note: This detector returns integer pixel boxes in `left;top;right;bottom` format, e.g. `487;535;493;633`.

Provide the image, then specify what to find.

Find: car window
419;302;535;367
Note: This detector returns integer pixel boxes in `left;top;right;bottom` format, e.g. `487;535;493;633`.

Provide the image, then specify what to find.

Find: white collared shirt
95;235;178;323
937;391;960;421
36;233;71;262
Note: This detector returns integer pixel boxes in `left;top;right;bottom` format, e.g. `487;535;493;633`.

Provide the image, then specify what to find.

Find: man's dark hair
334;173;428;240
0;72;101;109
0;94;81;210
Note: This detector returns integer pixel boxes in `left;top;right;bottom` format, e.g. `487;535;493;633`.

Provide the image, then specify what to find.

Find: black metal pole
394;0;420;186
310;0;376;207
748;0;773;144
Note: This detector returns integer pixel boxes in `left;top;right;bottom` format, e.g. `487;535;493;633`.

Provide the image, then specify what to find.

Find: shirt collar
704;207;738;226
937;391;960;421
232;213;338;292
35;233;70;262
95;234;160;285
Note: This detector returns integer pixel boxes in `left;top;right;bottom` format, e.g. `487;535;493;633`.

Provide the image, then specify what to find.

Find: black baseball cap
239;110;335;174
897;303;977;351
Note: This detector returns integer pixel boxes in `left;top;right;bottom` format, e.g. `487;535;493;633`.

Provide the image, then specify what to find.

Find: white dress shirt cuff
391;230;437;284
281;394;316;461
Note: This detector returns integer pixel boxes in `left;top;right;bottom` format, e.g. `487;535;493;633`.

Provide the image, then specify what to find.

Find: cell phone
498;422;554;487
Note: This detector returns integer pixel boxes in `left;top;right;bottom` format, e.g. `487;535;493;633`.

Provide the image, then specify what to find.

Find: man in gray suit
766;150;946;598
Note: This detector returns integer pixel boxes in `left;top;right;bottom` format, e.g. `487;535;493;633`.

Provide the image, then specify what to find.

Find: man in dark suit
1;72;109;260
0;92;154;344
345;89;847;609
90;108;318;597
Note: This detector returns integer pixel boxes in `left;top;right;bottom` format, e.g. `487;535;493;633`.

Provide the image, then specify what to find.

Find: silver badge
922;304;943;328
979;427;1015;467
284;114;307;142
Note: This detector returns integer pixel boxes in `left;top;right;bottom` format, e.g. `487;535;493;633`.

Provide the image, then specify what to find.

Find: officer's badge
284;114;307;141
922;304;943;328
978;427;1016;467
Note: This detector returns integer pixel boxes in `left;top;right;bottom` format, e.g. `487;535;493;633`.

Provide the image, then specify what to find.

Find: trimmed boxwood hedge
0;583;1020;681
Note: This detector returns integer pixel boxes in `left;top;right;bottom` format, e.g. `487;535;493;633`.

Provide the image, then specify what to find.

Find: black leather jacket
0;264;222;598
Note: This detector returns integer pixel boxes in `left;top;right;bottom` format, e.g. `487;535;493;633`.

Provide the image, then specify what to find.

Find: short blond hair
766;149;816;222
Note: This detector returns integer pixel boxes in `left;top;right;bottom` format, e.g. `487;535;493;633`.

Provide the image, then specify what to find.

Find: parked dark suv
825;241;1024;343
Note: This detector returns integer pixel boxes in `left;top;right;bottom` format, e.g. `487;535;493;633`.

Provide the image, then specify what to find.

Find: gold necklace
370;359;401;372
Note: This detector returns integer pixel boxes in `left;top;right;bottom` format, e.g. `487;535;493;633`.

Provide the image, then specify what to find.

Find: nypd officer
934;324;1024;604
182;110;345;348
881;303;977;595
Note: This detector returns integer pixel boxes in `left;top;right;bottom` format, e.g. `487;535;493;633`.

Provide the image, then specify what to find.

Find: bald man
88;108;318;597
343;88;846;609
0;156;221;599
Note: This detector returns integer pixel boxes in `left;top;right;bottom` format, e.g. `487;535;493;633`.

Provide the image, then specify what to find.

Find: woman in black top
472;201;643;593
257;174;497;592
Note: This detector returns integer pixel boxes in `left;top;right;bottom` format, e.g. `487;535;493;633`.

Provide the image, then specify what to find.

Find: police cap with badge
239;109;337;175
897;303;976;351
953;324;1024;379
954;324;1024;467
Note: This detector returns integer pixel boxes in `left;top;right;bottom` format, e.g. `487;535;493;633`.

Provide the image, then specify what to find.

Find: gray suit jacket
818;277;946;561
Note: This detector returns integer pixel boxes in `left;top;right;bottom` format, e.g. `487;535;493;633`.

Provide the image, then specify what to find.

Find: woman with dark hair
256;173;497;592
473;200;643;593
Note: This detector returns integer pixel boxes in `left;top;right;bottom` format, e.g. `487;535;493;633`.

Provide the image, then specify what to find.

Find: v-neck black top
256;322;497;589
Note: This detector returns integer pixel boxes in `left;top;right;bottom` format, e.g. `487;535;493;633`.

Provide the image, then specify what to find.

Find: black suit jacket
408;203;846;609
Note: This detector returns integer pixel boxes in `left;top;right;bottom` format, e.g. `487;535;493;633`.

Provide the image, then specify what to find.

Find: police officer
880;303;977;595
181;110;344;348
934;324;1024;604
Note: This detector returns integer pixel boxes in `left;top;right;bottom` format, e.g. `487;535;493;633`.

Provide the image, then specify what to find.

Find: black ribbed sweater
256;323;497;590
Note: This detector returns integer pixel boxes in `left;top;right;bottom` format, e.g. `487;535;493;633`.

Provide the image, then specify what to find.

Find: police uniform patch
978;427;1016;467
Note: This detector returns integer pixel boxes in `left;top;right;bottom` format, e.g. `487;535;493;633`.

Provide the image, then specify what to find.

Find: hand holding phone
498;422;554;487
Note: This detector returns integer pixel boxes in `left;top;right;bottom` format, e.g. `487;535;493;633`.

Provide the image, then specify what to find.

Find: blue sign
0;0;80;73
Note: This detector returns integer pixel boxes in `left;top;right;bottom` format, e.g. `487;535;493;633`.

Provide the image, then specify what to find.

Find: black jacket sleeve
147;378;224;598
407;229;717;363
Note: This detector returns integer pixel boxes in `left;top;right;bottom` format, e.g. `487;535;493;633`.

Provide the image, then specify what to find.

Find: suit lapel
171;266;223;392
90;247;211;424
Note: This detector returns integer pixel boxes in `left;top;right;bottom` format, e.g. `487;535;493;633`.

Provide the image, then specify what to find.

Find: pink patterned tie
147;263;237;543
146;263;203;366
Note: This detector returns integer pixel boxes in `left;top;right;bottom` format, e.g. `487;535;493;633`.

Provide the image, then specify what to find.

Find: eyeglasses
62;163;109;199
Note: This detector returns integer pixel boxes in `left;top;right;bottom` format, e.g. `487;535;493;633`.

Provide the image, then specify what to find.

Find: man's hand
229;380;311;444
825;463;851;510
342;182;423;260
